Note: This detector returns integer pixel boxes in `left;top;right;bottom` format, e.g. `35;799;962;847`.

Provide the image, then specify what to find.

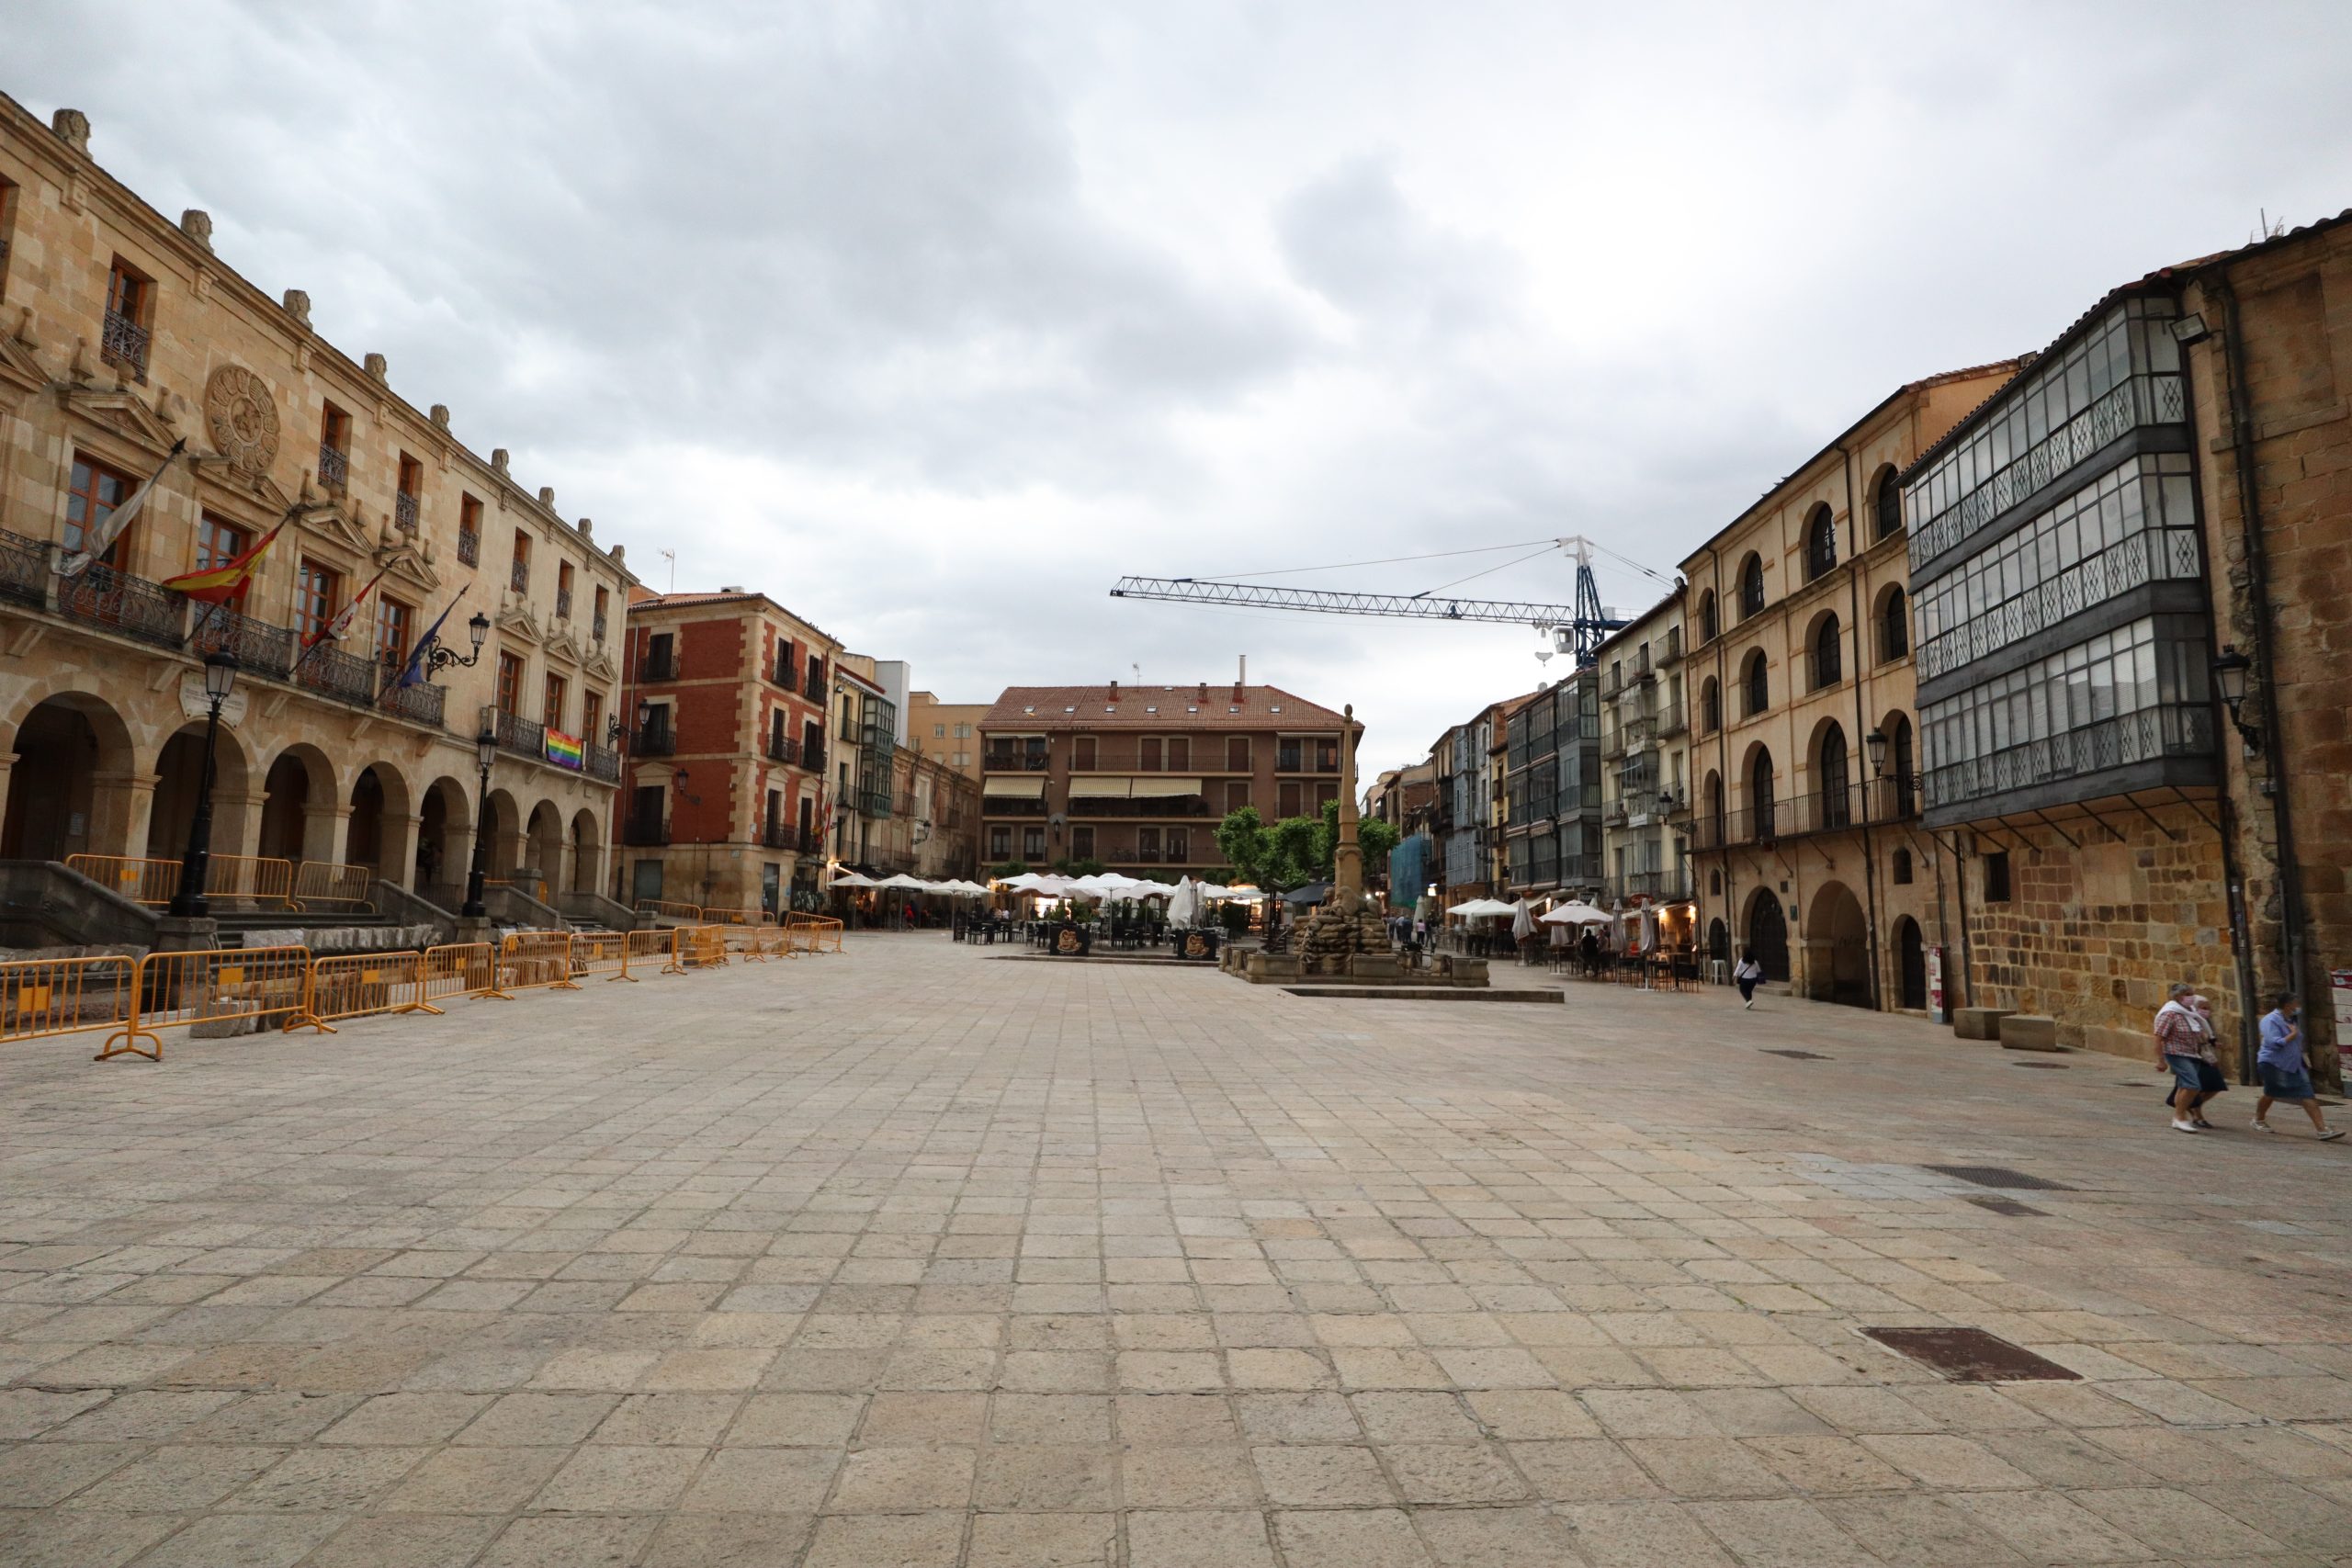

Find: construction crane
1110;536;1662;667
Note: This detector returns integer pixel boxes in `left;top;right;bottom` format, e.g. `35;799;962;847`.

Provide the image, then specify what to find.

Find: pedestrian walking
2252;992;2344;1140
2154;980;2226;1132
1734;948;1764;1009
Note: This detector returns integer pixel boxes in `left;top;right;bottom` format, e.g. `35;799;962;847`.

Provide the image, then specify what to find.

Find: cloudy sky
17;2;2352;773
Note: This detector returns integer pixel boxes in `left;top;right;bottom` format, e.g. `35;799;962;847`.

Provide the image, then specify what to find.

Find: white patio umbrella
1511;899;1535;942
876;874;932;891
829;871;879;889
1540;899;1612;925
1166;876;1200;928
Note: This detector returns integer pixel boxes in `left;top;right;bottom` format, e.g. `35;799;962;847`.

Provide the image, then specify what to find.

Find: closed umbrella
1511;899;1534;942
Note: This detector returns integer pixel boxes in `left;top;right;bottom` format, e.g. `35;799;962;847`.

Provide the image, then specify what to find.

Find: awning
1068;775;1133;798
1132;777;1201;795
982;776;1046;798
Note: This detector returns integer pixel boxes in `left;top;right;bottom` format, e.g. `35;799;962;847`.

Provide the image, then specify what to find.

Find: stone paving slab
0;935;2346;1566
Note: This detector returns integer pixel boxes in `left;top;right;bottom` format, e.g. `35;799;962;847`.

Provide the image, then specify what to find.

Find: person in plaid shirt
2154;980;2226;1132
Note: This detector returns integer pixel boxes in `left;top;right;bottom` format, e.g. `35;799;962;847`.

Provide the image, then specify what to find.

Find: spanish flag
162;520;286;604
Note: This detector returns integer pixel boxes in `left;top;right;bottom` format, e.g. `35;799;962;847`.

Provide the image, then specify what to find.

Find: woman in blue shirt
2254;993;2344;1140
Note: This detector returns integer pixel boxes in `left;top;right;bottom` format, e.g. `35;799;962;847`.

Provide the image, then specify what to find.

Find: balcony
855;787;893;818
1600;727;1624;761
295;641;378;706
798;827;822;853
1068;795;1212;819
803;740;826;773
101;309;149;381
592;612;608;643
765;735;803;766
770;658;798;691
457;526;480;567
984;750;1051;772
394;491;420;534
1600;670;1623;700
1865;775;1919;823
804;663;827;700
1659;627;1683;666
621;815;671;847
59;561;186;650
762;822;795;851
1655;701;1687;737
495;707;546;761
379;677;447;728
634;725;676;757
583;741;620;783
639;648;680;682
317;442;348;491
509;558;530;595
555;585;572;620
180;603;294;680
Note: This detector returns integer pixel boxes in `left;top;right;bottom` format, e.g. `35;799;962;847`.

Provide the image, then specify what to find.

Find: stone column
378;812;422;893
89;769;158;860
1334;703;1363;900
301;802;352;866
215;787;267;862
1799;936;1835;1001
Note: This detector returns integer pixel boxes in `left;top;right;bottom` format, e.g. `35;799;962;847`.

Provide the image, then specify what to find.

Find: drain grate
1921;1164;2075;1191
1862;1326;2081;1382
1966;1195;2048;1217
2011;1060;2067;1069
1759;1049;1832;1060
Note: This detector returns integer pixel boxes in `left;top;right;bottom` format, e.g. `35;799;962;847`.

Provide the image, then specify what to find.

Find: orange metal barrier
787;915;844;954
66;854;179;907
1;954;135;1043
621;928;671;980
293;861;375;911
285;952;431;1034
487;875;550;905
99;944;312;1062
675;925;727;969
499;931;580;992
207;855;297;909
633;898;701;923
723;925;786;963
424;942;505;1003
571;931;628;982
704;908;773;927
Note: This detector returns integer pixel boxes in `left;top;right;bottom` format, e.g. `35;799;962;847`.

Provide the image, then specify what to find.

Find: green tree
1215;806;1270;886
989;859;1029;880
1266;815;1322;888
1308;798;1402;885
1050;856;1106;877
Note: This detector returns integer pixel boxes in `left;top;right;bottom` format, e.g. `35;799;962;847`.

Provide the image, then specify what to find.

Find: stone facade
1683;364;2018;1009
907;690;988;784
0;99;633;912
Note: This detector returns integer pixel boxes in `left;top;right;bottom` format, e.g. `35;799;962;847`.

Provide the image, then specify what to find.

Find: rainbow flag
545;728;584;770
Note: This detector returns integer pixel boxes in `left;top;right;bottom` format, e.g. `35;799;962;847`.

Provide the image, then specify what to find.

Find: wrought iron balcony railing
59;561;184;649
762;822;794;850
187;604;295;680
509;558;530;594
0;529;51;608
634;726;675;757
101;309;149;381
295;640;377;706
393;491;420;534
765;736;803;765
379;677;447;728
583;741;619;782
457;527;480;567
317;442;349;491
621;816;671;847
555;586;572;620
639;649;680;682
495;707;545;761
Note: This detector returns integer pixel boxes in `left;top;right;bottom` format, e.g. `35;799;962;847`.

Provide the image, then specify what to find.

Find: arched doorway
145;722;254;861
416;776;469;897
258;755;310;863
3;694;130;860
1804;880;1871;1007
526;801;564;898
1743;888;1788;983
483;789;523;878
1895;916;1927;1010
1707;917;1730;967
570;807;601;895
347;768;386;872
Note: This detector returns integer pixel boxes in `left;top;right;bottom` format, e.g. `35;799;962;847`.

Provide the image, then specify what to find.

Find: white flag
57;439;186;579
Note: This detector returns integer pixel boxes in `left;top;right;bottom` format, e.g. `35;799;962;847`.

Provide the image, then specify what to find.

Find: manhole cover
1862;1326;2080;1382
1920;1164;2075;1191
1966;1195;2047;1217
1759;1049;1831;1060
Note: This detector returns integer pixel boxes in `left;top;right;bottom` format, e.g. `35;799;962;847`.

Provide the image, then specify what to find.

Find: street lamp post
167;653;238;919
461;727;496;919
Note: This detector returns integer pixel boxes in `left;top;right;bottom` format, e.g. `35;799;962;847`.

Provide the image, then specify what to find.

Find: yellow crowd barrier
424;942;505;1003
284;951;432;1034
621;928;671;980
500;931;580;992
571;931;628;982
205;855;297;909
723;925;786;963
67;854;179;907
2;954;135;1044
675;925;727;970
786;914;844;954
99;944;312;1062
486;875;550;905
293;861;375;911
633;898;701;924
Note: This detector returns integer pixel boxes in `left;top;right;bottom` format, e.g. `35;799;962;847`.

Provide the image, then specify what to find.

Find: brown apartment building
978;680;1356;875
616;589;836;914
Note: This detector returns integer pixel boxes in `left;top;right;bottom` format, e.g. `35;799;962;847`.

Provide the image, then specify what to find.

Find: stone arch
2;690;138;860
1736;551;1766;620
1706;916;1729;966
1873;581;1910;662
345;761;416;883
1696;588;1718;645
416;775;471;897
1741;886;1788;983
1739;647;1769;718
1871;463;1903;541
145;718;258;865
1803;879;1872;1007
525;799;565;897
569;807;603;896
1702;769;1725;847
1801;607;1842;691
483;788;524;878
258;743;340;864
1804;502;1838;581
1894;914;1928;1010
1739;742;1775;840
1699;674;1720;735
1874;708;1917;815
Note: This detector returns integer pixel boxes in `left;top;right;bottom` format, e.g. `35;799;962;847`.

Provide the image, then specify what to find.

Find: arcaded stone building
1910;210;2352;1080
0;100;635;915
1684;363;2020;1009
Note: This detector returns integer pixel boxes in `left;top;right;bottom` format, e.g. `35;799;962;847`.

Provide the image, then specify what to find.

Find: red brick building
616;590;837;913
978;680;1356;876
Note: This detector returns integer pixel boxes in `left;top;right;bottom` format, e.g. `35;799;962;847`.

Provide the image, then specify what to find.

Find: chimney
1108;679;1119;702
1233;653;1246;703
1197;680;1207;701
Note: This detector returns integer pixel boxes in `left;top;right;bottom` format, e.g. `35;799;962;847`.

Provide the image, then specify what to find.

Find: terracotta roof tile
980;683;1354;731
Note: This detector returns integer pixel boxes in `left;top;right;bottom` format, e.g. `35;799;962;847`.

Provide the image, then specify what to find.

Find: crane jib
1107;576;1625;632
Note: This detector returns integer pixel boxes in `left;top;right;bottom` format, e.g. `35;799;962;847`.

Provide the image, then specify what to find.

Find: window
1138;827;1161;862
594;586;611;642
193;513;251;602
394;453;423;533
101;257;152;379
1070;826;1095;859
1226;780;1251;812
1167;829;1188;863
1742;651;1769;718
1226;736;1249;771
1316;738;1340;772
989;826;1012;860
1811;614;1842;690
1277;780;1302;818
1749;750;1776;837
1315;782;1339;810
319;402;351;490
510;530;531;594
1818;725;1850;829
1700;678;1720;735
543;672;567;728
1277;739;1302;772
954;722;971;739
1804;504;1837;581
1892;847;1914;885
295;558;340;643
64;454;137;568
1698;590;1718;644
457;493;481;565
1074;735;1097;770
374;595;413;672
933;723;946;739
583;690;604;746
1023;826;1045;861
556;561;574;620
643;630;676;681
496;651;525;716
1166;737;1190;771
1737;554;1765;619
1872;466;1903;540
1984;851;2012;902
1880;587;1909;661
765;789;783;834
1139;737;1161;772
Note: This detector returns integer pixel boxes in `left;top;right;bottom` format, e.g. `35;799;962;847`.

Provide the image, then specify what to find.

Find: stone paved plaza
2;936;2350;1567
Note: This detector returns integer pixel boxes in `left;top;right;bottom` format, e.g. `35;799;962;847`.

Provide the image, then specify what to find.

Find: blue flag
387;593;463;696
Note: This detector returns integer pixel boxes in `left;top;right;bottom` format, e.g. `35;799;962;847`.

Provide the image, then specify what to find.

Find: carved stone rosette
203;363;280;476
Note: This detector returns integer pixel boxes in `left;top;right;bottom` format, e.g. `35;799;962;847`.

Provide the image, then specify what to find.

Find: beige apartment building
1594;589;1691;908
1682;363;2019;1008
909;690;987;784
0;100;635;920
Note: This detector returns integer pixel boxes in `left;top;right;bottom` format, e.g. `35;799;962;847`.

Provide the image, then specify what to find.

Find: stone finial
51;108;89;153
179;209;213;250
577;516;594;540
537;486;555;507
364;352;388;381
611;544;627;564
282;288;311;326
491;447;510;474
429;403;450;429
